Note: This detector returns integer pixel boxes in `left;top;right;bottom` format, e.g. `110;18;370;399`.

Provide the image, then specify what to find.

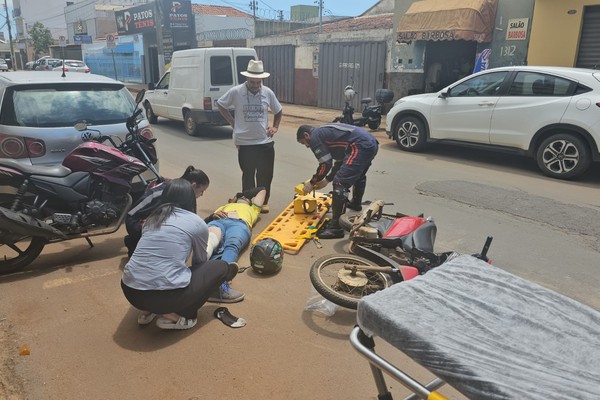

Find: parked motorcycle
310;200;492;309
0;90;161;274
333;83;394;130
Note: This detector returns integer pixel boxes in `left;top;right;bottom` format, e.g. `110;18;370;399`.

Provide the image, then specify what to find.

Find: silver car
0;71;156;190
52;59;90;73
0;59;8;72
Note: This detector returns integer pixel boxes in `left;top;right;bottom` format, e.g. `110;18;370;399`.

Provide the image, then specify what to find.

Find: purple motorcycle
0;90;161;274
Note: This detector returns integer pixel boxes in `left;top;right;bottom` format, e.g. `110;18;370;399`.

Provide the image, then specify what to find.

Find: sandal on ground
214;307;246;328
156;316;198;330
137;312;157;325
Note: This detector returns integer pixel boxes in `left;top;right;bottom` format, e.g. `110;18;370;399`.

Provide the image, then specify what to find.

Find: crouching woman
121;179;237;330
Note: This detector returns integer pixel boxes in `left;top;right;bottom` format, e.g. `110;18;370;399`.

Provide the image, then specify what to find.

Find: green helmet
250;238;283;275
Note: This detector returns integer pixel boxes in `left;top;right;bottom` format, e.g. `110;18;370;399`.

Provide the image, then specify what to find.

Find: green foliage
29;22;54;57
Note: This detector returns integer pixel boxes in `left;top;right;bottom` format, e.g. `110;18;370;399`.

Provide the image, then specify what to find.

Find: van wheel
184;111;200;136
144;103;158;124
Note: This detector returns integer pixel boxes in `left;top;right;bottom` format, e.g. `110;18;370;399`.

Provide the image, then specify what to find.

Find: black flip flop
214;307;246;328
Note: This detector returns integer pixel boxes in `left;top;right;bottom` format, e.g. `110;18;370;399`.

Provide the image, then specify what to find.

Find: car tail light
140;127;154;139
203;97;213;110
85;68;90;73
63;67;69;72
0;134;46;159
596;102;600;108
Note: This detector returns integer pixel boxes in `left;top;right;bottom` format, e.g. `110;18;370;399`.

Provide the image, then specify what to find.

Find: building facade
528;0;600;68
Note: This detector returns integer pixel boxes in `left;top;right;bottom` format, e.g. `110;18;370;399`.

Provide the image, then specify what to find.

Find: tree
29;22;54;58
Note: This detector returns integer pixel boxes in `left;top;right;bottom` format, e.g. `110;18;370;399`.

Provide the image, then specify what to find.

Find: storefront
396;0;498;92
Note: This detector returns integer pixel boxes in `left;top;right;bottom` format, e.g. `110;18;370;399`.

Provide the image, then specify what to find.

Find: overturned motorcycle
0;90;161;274
310;200;493;309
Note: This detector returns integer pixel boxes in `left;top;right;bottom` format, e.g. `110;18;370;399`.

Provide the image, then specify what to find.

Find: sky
0;0;379;41
201;0;378;19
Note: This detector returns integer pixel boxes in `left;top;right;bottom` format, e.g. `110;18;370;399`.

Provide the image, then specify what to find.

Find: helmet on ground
250;238;283;275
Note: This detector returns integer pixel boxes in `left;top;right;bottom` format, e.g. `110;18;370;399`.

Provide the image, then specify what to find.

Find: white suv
386;66;600;180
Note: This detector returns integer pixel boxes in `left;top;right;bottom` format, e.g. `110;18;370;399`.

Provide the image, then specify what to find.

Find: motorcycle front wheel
309;254;392;310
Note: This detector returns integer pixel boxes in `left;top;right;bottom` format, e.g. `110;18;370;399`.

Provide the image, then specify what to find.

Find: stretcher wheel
310;254;392;310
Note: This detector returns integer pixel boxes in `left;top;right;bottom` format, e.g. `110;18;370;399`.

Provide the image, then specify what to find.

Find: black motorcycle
333;84;394;130
0;90;161;274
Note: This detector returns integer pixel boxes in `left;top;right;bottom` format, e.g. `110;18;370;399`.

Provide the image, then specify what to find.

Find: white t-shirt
217;83;283;146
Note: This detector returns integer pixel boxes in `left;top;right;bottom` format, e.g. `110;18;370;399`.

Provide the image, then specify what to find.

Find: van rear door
204;48;256;110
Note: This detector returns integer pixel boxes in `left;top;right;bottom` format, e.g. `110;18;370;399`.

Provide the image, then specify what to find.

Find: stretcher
353;254;600;399
252;192;331;254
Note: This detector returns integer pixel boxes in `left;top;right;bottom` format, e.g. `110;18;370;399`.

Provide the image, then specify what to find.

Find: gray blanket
357;254;600;399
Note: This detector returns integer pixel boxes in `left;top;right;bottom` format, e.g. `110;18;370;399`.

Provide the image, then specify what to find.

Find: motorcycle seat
361;97;372;104
0;159;72;177
383;220;437;253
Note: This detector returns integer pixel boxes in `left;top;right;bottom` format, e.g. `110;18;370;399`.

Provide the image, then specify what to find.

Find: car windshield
1;84;135;127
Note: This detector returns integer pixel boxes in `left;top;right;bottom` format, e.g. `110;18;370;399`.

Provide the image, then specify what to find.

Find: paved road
1;113;598;399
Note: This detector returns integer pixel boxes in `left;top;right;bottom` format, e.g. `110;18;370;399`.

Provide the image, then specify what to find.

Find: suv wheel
536;133;591;180
144;103;158;124
184;110;199;136
394;116;426;152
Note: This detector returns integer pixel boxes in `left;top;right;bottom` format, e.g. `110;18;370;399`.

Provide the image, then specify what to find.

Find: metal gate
576;5;600;69
255;45;295;103
318;41;386;110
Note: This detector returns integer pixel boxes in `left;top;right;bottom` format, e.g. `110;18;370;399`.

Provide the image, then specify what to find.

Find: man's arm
267;110;282;137
217;103;235;127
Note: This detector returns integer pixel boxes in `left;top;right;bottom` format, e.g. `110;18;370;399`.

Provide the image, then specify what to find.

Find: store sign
398;30;455;41
163;0;193;29
506;18;528;41
115;3;156;35
73;35;92;44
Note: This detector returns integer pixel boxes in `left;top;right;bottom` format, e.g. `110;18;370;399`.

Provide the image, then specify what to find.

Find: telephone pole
315;0;323;33
3;0;16;70
249;1;258;21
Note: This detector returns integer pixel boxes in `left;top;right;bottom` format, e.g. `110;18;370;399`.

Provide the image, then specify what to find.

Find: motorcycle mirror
74;122;88;131
135;89;145;104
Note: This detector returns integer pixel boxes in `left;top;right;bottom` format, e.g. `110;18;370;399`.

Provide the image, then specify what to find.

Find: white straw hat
240;60;270;79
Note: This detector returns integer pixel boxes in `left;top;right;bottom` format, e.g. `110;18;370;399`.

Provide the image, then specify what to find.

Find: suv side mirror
439;90;449;98
148;82;155;90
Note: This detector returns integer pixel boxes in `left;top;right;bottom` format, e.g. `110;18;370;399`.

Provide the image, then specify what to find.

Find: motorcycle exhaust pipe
0;207;65;240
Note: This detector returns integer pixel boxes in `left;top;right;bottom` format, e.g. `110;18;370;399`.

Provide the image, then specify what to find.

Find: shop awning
397;0;498;43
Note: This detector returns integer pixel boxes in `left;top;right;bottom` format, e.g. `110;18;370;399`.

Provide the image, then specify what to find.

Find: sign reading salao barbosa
506;18;528;41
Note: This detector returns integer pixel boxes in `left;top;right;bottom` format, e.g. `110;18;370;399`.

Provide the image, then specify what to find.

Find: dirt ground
1;113;454;400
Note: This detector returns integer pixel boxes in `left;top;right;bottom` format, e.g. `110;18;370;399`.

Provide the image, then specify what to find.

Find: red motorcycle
310;200;492;309
0;90;161;274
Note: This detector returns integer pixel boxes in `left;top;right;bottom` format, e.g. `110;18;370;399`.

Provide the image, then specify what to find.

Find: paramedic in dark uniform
296;123;378;239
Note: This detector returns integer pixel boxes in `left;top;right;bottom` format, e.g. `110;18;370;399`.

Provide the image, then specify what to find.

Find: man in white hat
217;59;283;214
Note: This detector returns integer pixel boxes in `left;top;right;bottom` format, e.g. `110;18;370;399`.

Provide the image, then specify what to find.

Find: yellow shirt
214;202;261;228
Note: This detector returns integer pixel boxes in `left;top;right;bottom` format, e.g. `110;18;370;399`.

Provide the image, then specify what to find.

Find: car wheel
144;103;158;124
184;110;199;136
536;133;591;180
394;115;426;152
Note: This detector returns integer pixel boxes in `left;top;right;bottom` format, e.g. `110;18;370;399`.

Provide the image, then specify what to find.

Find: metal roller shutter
576;5;600;69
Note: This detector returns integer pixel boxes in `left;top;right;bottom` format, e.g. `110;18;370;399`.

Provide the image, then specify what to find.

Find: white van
142;47;257;136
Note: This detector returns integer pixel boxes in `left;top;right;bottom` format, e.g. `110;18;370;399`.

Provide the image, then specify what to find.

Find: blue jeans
207;219;251;264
